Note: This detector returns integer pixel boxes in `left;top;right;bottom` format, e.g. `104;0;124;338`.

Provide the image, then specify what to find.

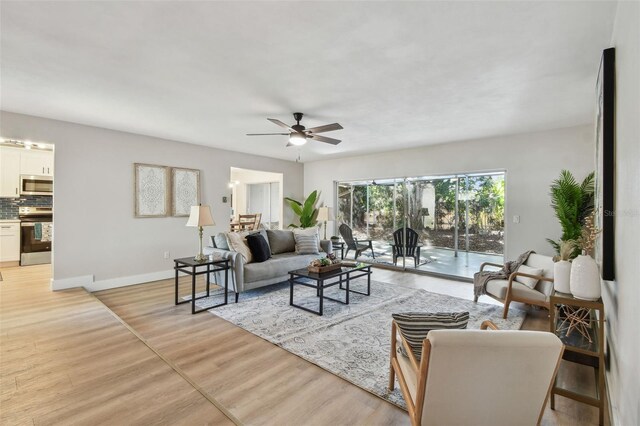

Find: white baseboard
51;270;174;292
87;269;174;292
51;274;93;291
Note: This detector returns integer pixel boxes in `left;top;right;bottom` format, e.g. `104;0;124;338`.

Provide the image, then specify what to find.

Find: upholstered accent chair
476;253;555;319
339;224;375;260
389;320;564;426
391;227;421;267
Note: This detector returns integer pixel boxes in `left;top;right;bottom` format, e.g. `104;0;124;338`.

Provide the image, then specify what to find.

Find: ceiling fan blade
246;133;289;136
305;123;343;134
310;134;341;145
267;118;294;131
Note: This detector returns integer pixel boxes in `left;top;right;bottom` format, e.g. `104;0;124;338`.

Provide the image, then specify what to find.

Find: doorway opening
229;167;283;230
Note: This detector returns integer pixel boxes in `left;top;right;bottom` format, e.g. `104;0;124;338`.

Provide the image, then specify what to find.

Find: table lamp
317;206;334;240
186;204;215;262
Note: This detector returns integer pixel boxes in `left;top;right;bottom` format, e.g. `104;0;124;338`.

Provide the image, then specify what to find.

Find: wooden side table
549;291;605;425
174;256;230;314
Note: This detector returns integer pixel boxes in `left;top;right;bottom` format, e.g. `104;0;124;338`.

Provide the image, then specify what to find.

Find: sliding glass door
335;172;505;277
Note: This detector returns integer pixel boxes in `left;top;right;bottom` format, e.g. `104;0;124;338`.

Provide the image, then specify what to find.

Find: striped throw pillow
295;234;320;255
392;311;469;360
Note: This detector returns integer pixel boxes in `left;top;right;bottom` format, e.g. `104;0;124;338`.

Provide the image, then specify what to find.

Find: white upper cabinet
20;149;54;176
0;147;21;198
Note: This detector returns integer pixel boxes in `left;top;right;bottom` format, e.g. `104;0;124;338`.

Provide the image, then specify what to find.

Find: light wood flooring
1;264;608;425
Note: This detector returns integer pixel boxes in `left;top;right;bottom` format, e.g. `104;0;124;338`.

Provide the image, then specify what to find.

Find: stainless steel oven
20;175;53;196
19;207;53;266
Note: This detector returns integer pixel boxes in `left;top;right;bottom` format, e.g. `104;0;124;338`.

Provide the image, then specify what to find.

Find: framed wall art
134;163;170;218
594;47;615;280
171;167;200;217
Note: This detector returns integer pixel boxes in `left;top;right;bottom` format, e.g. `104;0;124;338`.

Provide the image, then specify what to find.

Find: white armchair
389;320;564;426
477;253;555;319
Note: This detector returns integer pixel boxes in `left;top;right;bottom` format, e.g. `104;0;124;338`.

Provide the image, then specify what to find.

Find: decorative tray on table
307;263;342;273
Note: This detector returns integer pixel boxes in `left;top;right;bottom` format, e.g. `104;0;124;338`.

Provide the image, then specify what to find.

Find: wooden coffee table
288;263;372;316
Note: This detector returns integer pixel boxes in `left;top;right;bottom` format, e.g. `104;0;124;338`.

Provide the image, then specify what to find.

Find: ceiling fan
246;112;343;146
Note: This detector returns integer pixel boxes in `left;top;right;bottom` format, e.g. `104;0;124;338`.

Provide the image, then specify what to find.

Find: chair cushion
267;230;296;254
515;264;543;289
245;233;271;263
226;232;253;263
392;312;469;361
485;279;548;303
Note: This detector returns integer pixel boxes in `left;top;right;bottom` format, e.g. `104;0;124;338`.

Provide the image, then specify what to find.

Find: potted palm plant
547;170;594;257
285;190;320;229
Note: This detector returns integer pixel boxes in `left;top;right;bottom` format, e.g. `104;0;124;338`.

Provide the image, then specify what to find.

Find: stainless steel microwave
20;175;53;196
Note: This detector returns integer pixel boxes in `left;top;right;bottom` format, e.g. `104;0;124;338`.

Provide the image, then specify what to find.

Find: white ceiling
0;1;617;162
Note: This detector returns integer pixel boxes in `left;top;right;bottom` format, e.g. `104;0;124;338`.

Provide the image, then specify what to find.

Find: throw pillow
245;233;271;263
392;312;469;361
295;234;320;255
213;233;230;250
293;227;322;251
515;264;544;289
266;230;296;254
226;232;253;263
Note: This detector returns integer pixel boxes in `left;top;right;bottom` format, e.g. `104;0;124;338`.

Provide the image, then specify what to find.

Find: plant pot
554;260;572;294
570;255;601;300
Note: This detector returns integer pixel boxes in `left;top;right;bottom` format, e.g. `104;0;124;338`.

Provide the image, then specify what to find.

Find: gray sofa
203;229;332;302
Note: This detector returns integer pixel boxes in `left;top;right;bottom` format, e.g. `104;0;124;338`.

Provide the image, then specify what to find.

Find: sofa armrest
204;247;245;293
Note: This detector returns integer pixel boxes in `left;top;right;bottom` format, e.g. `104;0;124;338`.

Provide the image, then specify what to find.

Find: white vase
570;255;601;300
554;260;572;294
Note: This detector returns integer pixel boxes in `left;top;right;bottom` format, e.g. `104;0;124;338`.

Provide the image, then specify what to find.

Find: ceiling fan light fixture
289;132;307;146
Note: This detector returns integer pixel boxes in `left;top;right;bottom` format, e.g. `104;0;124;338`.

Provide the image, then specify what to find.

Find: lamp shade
186;205;215;227
317;206;334;222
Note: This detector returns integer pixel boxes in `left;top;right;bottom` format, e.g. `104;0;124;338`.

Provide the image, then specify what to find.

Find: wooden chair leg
389;322;397;391
370;243;375;259
503;298;511;319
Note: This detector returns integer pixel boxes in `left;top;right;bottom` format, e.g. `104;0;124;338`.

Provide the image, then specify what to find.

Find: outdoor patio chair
391;227;421;267
339;223;375;260
389;320;564;426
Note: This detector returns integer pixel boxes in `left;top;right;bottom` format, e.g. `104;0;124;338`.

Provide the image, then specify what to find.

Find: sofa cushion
294;234;320;255
392;312;469;361
213;233;229;250
486;279;548;303
243;252;318;283
293;227;322;250
226;232;253;263
246;233;271;263
267;230;296;254
515;265;543;289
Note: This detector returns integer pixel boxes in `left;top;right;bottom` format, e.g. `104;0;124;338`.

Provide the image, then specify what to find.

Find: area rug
193;279;525;409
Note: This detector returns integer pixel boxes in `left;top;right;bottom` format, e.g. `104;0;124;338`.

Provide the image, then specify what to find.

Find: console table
549;291;605;425
174;256;230;314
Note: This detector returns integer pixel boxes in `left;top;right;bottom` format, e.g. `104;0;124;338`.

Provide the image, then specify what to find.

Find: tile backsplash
0;196;52;220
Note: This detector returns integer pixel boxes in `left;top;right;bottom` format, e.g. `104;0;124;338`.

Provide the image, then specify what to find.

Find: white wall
0;111;303;290
603;2;640;425
304;125;594;260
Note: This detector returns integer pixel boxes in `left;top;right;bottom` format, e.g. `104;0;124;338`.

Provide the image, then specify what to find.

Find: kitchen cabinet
0;147;21;197
0;222;20;262
20;149;54;176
